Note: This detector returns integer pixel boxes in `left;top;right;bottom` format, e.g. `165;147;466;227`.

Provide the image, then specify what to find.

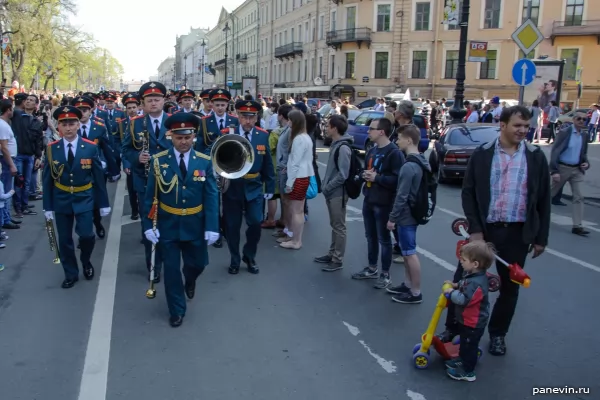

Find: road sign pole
518;0;533;105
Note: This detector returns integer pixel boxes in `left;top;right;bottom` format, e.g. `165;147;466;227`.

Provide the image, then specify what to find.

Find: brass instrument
210;125;255;193
44;217;60;264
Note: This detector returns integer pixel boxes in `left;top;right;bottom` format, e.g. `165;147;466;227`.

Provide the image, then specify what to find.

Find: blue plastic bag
306;176;318;200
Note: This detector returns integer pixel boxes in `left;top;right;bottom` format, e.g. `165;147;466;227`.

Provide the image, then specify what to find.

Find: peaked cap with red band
122;93;141;105
139;81;167;98
177;89;196;101
234;99;261;115
164;112;200;135
53;106;83;122
209;89;231;102
71;96;95;109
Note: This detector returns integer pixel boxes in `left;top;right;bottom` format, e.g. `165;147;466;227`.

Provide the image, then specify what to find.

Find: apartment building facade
206;3;260;97
157;57;175;88
404;0;600;105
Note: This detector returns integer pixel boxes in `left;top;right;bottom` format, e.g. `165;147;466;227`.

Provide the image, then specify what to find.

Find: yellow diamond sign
512;19;544;57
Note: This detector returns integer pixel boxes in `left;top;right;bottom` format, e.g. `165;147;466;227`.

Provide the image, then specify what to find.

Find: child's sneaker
386;282;410;295
445;357;462;369
351;266;378;280
447;366;476;382
373;273;391;289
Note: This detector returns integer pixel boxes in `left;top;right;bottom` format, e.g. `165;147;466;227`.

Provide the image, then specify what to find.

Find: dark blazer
462;139;551;247
549;124;589;175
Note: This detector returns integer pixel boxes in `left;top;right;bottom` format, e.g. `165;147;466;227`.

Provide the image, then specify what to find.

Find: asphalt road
0;146;598;400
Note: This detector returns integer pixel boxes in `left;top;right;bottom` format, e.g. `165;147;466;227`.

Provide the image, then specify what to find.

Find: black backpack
406;154;437;225
334;142;363;199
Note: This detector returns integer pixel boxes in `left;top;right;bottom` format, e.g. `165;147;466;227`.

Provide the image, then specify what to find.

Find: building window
411;51;427;79
565;0;584;26
304;59;308;81
377;4;391;32
331;11;337;31
374;52;389;79
319;15;324;39
448;0;463;30
444;50;459;79
345;53;355;79
518;49;535;59
560;48;579;80
297;62;301;81
415;2;430;31
484;0;501;29
480;49;497;79
521;0;540;25
319;56;323;77
330;54;335;79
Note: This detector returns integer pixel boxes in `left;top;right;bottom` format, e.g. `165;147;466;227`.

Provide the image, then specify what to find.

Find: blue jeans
589;124;597;142
396;225;418;256
13;154;34;213
30;168;39;195
1;158;14;215
362;202;392;272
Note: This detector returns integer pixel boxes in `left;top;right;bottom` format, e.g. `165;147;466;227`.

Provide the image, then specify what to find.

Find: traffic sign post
512;59;536;87
512;2;543;105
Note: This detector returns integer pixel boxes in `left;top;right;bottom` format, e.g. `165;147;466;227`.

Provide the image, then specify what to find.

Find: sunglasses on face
574;117;586;121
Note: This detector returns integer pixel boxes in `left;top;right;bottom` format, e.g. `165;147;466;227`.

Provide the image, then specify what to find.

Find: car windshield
347;109;361;121
318;104;332;115
448;126;500;145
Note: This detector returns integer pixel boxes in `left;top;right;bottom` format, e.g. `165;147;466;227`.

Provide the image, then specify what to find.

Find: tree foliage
3;0;123;91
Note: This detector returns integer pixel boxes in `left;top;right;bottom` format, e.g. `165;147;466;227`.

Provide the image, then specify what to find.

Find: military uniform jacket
193;112;239;156
42;138;110;215
222;126;276;202
79;120;119;176
143;148;219;242
121;113;173;193
118;116;135;170
106;108;126;142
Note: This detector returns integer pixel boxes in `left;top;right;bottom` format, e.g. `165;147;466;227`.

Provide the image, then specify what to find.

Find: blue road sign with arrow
512;59;536;86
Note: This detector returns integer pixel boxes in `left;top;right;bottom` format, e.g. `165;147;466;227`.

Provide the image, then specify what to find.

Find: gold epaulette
154;150;169;158
194;151;210;160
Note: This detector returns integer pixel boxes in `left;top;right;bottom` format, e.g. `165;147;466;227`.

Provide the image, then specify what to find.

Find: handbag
306;175;318;200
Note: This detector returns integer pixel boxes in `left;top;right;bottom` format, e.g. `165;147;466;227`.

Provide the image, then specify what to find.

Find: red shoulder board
220;128;229;134
227;113;237;118
82;138;96;145
49;140;60;145
202;115;211;120
167;113;172;117
95;121;105;126
256;127;267;134
132;115;144;120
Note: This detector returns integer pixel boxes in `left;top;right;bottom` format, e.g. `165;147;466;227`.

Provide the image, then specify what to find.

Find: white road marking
436;207;600;273
406;390;427;400
121;215;139;226
77;178;126;400
551;213;600;233
416;246;456;272
342;321;360;336
358;340;397;373
588;156;600;162
317;161;327;167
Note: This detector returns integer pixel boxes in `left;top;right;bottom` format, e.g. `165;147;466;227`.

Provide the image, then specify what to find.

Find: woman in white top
466;103;480;123
528;99;542;143
266;102;280;131
281;110;314;250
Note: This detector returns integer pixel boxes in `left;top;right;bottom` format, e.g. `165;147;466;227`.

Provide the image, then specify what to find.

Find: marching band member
223;100;275;275
122;81;172;282
119;93;142;220
42;106;111;288
143;112;219;327
70;96;119;239
103;92;126;172
172;89;196;113
198;89;212;116
194;89;238;156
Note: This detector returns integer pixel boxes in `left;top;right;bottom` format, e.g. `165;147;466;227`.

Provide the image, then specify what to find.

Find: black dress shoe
228;265;240;274
212;237;223;248
243;256;259;274
61;278;78;289
185;280;196;299
169;315;184;327
96;225;106;239
488;336;507;356
83;263;94;280
572;227;590;236
2;223;20;229
130;214;139;220
10;219;22;225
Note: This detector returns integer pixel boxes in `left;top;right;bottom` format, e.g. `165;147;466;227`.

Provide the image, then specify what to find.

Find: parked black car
429;123;499;183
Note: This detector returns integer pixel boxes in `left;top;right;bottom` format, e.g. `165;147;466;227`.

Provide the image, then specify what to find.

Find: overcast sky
69;0;245;81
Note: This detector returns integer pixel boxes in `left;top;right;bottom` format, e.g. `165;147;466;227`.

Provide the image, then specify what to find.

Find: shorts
289;177;309;201
396;225;417;256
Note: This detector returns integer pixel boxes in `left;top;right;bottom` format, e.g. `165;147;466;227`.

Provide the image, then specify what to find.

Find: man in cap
143;112;219;327
42;106;111;288
122;81;172;282
194;89;238;156
71;96;120;238
172;89;196;114
222;100;275;275
83;92;110;128
103;92;126;170
198;89;212;117
119;93;142;220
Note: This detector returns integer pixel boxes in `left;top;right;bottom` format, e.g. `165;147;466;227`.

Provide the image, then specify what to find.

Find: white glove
144;229;160;244
101;161;107;169
100;207;111;217
264;193;273;200
205;231;219;246
44;211;54;220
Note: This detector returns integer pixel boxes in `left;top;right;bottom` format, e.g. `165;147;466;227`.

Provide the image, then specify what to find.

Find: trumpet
45;217;60;264
211;125;254;193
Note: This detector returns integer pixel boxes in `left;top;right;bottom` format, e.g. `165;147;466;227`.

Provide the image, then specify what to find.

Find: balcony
274;42;303;59
326;28;372;50
551;20;600;45
329;0;343;4
213;58;227;69
236;53;248;62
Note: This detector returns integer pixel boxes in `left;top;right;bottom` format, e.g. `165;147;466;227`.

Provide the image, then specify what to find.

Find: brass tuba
210;125;254;193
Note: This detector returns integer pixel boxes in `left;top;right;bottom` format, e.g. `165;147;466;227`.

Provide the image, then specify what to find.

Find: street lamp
223;21;230;89
184;54;188;88
448;0;470;124
200;39;206;90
